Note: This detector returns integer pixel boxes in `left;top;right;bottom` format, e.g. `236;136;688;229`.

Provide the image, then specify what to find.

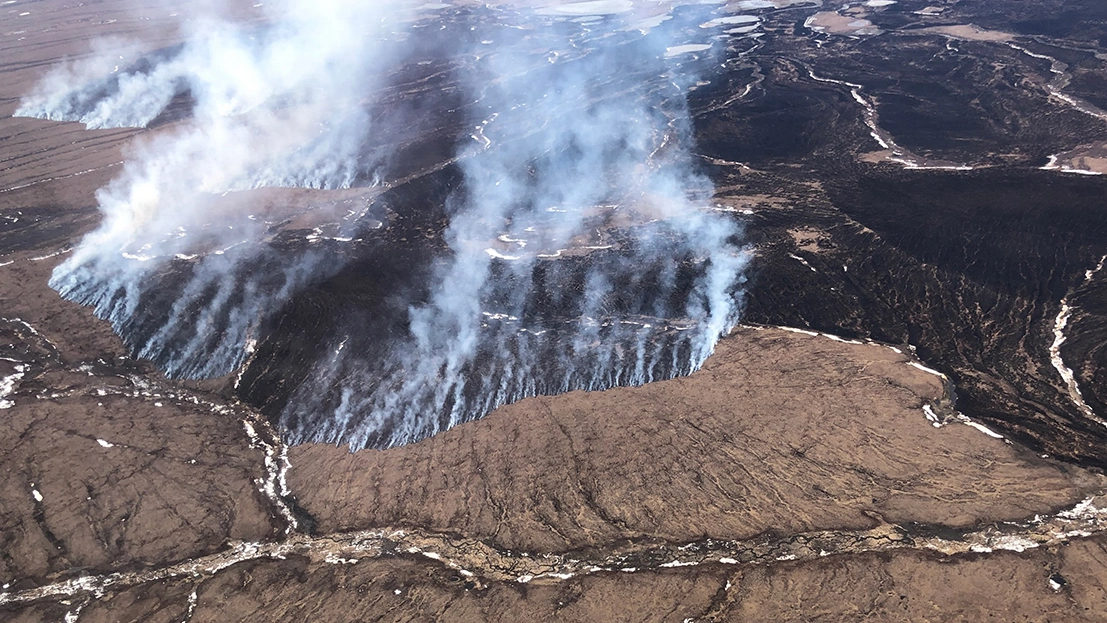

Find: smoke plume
19;0;749;448
22;0;413;377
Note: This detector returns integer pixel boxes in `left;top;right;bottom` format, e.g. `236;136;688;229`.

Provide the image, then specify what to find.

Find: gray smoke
19;1;749;448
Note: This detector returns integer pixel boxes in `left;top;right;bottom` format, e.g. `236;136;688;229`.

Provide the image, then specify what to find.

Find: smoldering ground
18;0;749;448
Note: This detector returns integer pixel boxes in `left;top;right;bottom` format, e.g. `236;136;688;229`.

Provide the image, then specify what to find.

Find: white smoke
18;0;749;447
23;0;413;377
280;7;749;447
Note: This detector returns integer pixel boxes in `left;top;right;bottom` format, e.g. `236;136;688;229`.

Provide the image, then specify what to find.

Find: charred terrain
3;0;1107;621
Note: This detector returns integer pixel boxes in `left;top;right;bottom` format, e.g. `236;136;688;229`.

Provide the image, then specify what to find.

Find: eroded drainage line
3;494;1105;610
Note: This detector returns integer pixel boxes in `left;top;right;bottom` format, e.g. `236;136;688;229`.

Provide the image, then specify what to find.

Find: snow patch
963;420;1004;439
664;43;713;57
0;363;26;409
1049;255;1107;427
907;361;946;379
